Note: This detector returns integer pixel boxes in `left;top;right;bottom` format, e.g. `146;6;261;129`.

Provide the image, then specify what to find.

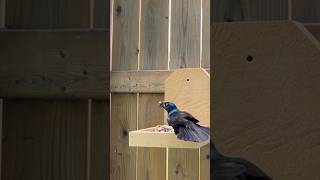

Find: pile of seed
144;125;174;132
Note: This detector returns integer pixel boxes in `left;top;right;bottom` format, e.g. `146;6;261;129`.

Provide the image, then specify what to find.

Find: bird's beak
158;101;164;107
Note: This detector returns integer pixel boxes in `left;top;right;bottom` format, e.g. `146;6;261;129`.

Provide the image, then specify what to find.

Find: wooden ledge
129;127;209;148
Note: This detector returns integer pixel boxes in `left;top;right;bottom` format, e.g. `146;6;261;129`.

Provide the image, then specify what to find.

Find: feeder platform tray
129;125;209;148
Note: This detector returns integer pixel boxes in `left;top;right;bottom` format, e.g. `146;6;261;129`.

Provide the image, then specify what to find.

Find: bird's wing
176;121;209;142
172;111;199;124
212;160;247;180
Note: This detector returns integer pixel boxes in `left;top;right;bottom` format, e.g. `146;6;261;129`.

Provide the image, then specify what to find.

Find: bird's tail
177;122;210;142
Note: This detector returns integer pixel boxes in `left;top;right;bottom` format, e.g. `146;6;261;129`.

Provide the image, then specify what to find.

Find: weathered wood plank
94;0;109;28
0;30;109;99
212;0;288;22
90;100;109;180
112;0;139;70
170;0;201;69
110;94;137;180
5;0;90;28
137;94;166;180
168;148;199;180
201;0;210;69
2;100;88;180
211;21;320;179
292;0;320;23
110;71;172;93
200;144;210;180
140;0;169;70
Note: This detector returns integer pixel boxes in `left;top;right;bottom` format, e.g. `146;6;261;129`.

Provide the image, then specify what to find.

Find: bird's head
158;101;178;113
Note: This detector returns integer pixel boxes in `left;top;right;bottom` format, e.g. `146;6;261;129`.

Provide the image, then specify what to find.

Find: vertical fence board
0;0;4;28
200;144;210;180
168;148;199;180
140;0;169;70
94;0;109;28
110;94;137;180
90;100;109;180
139;1;169;178
137;94;166;180
5;0;90;28
292;0;320;23
170;0;201;69
112;0;139;70
111;0;139;179
2;100;87;180
201;0;210;68
212;0;288;22
169;1;201;179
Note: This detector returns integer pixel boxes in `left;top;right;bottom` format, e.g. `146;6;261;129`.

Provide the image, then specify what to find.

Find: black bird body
211;143;272;180
159;101;210;142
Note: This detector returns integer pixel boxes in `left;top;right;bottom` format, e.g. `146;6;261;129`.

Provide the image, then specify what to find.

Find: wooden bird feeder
129;68;210;148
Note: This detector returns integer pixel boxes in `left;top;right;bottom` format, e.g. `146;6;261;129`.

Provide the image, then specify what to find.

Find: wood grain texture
212;0;288;22
2;100;88;180
0;30;109;99
170;0;201;69
90;100;109;180
94;0;109;28
137;94;166;180
5;0;90;28
292;0;320;23
140;0;169;70
110;94;137;180
165;68;210;127
200;144;210;180
201;0;210;69
306;25;320;41
168;148;199;180
211;21;320;179
110;71;172;93
112;0;139;70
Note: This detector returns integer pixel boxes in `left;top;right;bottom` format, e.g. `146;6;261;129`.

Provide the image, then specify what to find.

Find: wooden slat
211;21;320;179
212;0;288;22
0;0;4;28
110;94;137;180
0;98;2;179
292;0;320;23
200;144;210;180
112;0;139;70
201;0;210;69
140;0;169;70
0;30;109;99
5;0;90;28
94;0;109;28
168;149;199;180
169;1;203;179
170;0;201;69
139;1;169;179
2;100;88;180
111;1;139;179
110;71;172;93
137;94;166;180
90;100;109;180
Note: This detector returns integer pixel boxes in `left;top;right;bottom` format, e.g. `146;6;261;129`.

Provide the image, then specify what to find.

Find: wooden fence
110;0;210;180
0;0;109;180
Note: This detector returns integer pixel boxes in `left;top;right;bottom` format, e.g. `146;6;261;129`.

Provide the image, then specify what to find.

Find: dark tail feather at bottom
177;123;210;142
